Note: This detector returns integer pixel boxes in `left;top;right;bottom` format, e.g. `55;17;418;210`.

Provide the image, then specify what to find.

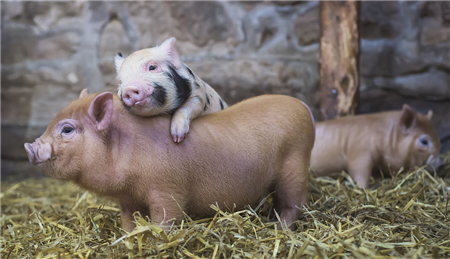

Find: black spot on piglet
117;52;122;57
186;66;195;78
167;64;192;108
220;99;224;110
151;83;167;108
205;93;210;105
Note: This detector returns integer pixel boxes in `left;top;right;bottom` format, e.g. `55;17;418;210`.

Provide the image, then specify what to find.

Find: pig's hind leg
272;155;309;230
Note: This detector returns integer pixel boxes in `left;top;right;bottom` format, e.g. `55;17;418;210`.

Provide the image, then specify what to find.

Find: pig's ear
160;37;182;69
399;104;417;133
426;110;433;119
79;88;89;99
115;53;125;74
88;92;113;131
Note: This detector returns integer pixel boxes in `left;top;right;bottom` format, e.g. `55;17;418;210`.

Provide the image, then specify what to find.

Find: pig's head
24;91;113;181
115;37;191;117
389;104;443;172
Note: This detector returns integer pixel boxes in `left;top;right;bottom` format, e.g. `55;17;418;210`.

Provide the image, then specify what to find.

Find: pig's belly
312;163;347;177
311;147;348;177
185;162;275;217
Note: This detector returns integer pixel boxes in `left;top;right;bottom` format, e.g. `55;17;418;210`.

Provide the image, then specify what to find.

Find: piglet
24;91;315;231
311;104;444;188
115;37;227;143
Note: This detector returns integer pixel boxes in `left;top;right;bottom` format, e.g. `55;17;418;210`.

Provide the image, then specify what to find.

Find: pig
24;91;315;232
311;104;444;188
114;37;227;143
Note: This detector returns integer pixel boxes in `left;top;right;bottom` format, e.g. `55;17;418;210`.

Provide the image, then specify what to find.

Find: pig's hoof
171;120;189;143
172;133;186;143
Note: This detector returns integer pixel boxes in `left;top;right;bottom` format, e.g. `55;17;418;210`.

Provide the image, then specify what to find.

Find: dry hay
2;153;450;259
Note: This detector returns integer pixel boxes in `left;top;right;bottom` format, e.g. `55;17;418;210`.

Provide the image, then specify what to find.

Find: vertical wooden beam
319;1;360;121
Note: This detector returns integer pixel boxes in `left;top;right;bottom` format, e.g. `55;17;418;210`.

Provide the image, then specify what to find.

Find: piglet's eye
420;139;429;146
149;65;157;71
62;127;74;134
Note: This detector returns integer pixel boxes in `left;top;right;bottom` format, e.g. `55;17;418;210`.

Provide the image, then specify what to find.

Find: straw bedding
2;153;449;258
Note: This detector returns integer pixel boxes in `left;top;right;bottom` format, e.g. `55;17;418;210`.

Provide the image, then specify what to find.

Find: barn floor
1;153;450;258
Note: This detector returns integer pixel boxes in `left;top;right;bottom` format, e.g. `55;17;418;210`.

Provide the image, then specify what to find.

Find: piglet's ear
88;92;113;131
426;110;433;119
79;88;89;99
115;53;125;75
400;104;417;133
159;37;182;69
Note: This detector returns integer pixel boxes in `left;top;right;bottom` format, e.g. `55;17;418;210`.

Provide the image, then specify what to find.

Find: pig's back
311;112;397;176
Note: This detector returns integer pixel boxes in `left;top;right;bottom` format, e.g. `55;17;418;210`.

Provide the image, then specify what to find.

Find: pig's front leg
149;190;185;229
348;155;373;188
119;201;149;233
171;96;204;143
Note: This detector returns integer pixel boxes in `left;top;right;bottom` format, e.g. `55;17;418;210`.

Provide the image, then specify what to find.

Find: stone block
167;2;242;47
360;1;403;39
420;16;450;46
363;69;450;101
294;3;320;46
2;32;81;64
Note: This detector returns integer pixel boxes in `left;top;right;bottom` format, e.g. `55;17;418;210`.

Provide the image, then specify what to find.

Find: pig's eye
149;65;157;71
420;139;429;146
417;135;432;148
62;127;74;134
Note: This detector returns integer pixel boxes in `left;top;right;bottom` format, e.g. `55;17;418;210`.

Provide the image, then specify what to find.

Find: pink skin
24;140;51;165
121;62;162;108
122;82;154;107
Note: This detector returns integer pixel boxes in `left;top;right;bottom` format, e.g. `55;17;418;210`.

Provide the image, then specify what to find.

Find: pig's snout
24;143;36;164
24;140;52;166
426;155;445;172
122;85;154;107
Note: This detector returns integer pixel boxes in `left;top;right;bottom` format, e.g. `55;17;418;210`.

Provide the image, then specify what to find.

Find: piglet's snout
426;155;445;171
122;85;154;107
24;139;52;165
24;143;36;164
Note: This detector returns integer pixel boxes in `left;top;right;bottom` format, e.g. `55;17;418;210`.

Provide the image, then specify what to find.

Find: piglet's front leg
119;201;150;233
171;96;204;143
348;155;374;188
149;190;185;231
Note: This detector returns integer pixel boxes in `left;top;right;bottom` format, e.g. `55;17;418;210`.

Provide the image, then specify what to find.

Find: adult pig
311;104;443;188
24;91;315;231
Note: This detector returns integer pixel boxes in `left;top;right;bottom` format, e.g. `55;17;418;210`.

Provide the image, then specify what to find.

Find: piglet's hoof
172;133;186;143
171;121;189;143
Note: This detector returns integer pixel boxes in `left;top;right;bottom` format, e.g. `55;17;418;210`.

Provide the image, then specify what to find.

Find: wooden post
319;1;360;120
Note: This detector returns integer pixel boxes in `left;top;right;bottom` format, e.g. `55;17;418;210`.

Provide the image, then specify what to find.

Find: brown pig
24;92;315;231
311;104;443;188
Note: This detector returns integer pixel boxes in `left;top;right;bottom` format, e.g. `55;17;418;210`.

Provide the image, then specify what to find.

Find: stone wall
1;1;449;180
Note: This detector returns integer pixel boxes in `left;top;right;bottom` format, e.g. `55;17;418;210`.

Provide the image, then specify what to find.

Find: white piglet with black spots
114;37;227;143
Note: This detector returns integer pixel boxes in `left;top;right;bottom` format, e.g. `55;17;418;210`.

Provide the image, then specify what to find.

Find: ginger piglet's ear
399;104;417;133
88;92;113;131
